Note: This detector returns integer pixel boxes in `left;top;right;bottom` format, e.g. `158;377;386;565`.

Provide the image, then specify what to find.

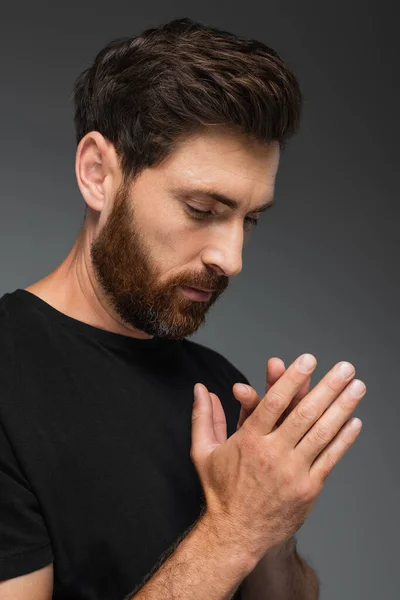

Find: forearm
240;537;320;600
126;514;256;600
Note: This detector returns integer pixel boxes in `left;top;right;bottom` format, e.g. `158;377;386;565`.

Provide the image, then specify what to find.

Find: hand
233;357;312;431
190;354;366;562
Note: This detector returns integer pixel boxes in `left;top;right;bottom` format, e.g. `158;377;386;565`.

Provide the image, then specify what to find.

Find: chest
15;351;206;598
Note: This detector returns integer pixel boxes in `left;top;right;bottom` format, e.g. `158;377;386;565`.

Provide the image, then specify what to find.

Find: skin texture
0;564;53;599
27;126;279;340
191;353;365;562
233;357;312;433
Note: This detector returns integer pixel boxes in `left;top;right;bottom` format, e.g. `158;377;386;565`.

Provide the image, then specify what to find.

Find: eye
185;205;213;218
185;205;258;230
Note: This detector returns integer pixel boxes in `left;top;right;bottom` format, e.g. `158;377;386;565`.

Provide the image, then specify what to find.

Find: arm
240;536;320;600
0;563;53;600
126;514;257;600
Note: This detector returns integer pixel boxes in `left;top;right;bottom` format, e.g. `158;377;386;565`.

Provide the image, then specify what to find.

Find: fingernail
335;362;354;378
238;384;250;394
298;353;316;372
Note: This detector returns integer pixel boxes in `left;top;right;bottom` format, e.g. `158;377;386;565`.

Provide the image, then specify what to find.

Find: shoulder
0;292;16;358
0;290;43;387
0;289;50;358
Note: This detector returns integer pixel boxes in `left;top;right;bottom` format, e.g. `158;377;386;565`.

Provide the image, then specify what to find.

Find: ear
75;131;121;216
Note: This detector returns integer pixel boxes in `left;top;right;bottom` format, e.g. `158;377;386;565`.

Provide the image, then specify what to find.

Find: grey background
1;1;399;598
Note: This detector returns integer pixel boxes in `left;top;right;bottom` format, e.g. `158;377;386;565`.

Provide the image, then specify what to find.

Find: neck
25;225;154;340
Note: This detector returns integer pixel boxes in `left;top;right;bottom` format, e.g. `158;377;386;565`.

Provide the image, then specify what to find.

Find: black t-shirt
0;289;249;599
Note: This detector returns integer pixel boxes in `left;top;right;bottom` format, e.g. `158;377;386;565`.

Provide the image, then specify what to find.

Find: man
0;16;365;600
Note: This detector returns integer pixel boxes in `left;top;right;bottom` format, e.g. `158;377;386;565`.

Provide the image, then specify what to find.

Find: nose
200;224;244;278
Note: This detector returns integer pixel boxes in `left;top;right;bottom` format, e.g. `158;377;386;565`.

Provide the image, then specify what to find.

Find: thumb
191;383;219;465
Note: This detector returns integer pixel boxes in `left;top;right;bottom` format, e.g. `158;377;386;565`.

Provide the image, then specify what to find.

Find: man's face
90;127;280;339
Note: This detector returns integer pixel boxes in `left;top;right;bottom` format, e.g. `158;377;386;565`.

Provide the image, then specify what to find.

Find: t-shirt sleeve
0;419;54;580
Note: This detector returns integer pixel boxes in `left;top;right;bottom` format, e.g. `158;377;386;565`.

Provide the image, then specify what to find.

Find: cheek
139;196;207;269
156;222;207;272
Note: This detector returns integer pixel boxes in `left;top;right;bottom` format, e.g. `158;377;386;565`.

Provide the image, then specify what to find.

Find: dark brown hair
72;17;303;184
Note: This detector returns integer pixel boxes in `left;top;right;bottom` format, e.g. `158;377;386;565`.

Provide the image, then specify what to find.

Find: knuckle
265;390;287;413
319;452;336;482
257;441;282;475
324;378;338;393
297;401;318;422
294;481;315;504
313;423;333;444
337;396;354;411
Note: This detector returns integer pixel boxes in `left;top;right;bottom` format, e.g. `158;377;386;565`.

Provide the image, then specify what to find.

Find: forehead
161;127;280;197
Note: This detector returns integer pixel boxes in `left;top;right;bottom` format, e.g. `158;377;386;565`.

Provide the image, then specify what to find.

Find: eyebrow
172;187;275;214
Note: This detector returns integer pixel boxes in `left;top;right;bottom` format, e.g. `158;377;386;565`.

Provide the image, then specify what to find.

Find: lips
180;286;214;302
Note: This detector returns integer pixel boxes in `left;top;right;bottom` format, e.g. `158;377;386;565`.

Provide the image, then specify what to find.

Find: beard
90;181;228;339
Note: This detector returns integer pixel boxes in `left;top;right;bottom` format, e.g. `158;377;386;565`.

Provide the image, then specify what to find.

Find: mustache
171;273;229;294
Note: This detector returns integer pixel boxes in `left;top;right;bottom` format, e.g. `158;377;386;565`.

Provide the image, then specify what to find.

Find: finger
245;353;318;436
232;383;262;430
191;384;219;462
269;360;311;412
295;378;366;468
267;358;286;430
270;361;313;430
266;357;286;393
295;377;312;402
279;361;357;448
209;392;227;444
310;417;363;486
276;376;312;427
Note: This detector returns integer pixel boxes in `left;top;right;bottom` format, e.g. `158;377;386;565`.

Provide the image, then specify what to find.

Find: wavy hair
72;17;303;184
